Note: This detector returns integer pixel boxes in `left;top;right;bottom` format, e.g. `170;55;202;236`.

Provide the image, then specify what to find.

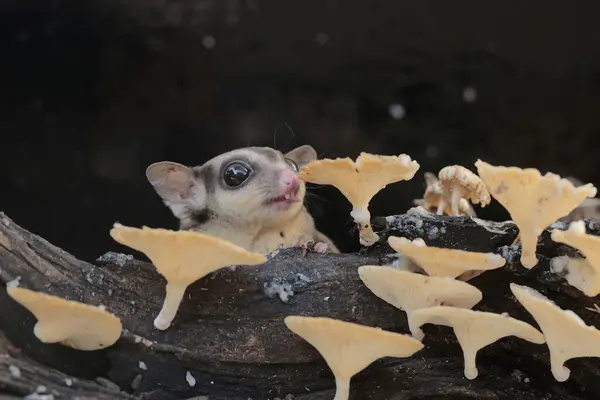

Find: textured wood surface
1;209;599;399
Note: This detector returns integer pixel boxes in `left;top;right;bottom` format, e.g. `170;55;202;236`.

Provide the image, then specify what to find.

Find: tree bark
0;330;137;399
1;209;599;400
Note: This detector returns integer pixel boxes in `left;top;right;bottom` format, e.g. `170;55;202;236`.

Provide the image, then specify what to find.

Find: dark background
1;0;600;261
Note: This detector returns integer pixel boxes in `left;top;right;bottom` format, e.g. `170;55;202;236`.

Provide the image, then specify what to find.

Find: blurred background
1;0;600;260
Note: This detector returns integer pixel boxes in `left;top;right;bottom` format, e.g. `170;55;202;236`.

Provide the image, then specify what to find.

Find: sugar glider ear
284;145;318;167
146;161;196;204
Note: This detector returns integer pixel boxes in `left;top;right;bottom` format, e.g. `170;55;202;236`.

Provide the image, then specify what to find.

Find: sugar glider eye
223;162;252;187
284;158;299;173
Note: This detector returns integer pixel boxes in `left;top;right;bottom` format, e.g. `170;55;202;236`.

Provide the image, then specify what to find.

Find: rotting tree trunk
0;331;139;399
1;209;600;400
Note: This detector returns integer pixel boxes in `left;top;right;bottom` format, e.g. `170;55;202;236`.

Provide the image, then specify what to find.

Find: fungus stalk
350;208;377;246
437;185;469;217
155;282;187;330
334;377;350;400
520;227;542;269
415;172;475;217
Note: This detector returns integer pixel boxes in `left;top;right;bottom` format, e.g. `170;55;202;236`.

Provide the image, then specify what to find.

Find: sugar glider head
146;145;318;229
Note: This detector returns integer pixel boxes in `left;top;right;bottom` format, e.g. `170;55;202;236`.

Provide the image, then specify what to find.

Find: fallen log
1;209;599;400
0;330;137;399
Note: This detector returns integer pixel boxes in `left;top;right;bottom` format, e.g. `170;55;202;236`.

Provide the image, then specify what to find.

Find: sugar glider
146;145;339;255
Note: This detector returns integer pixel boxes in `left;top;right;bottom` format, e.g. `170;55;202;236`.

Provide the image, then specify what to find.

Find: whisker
284;122;296;140
272;122;296;150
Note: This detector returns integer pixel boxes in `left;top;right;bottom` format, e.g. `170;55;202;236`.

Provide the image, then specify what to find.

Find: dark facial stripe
194;165;215;193
190;208;213;225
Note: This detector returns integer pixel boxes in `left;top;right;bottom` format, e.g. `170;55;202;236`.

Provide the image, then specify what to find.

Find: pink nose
280;169;300;193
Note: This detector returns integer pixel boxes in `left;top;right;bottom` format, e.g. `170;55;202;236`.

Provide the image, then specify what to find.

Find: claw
300;240;329;255
300;240;314;256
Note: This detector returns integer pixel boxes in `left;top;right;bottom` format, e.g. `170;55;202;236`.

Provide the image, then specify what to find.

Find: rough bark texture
1;209;600;399
0;331;136;399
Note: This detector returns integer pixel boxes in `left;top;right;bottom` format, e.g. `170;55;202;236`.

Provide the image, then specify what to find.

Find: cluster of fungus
436;165;491;216
5;222;267;354
7;150;600;400
413;172;476;216
355;240;542;381
292;154;600;395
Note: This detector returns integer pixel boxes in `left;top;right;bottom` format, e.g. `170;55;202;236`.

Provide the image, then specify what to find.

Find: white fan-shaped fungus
298;152;419;246
358;266;482;339
6;286;122;350
414;172;475;216
562;177;600;221
438;165;491;216
551;220;600;296
411;306;545;380
284;316;423;400
475;160;597;269
387;236;506;279
511;283;600;382
110;223;266;330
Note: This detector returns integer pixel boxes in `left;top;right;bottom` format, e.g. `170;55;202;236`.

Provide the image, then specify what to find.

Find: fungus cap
510;283;600;382
387;236;506;279
437;165;491;216
358;266;482;339
298;152;419;246
475;160;597;269
551;220;600;296
7;286;122;351
284;316;423;400
562;178;600;221
110;223;266;330
411;306;544;380
299;152;420;212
